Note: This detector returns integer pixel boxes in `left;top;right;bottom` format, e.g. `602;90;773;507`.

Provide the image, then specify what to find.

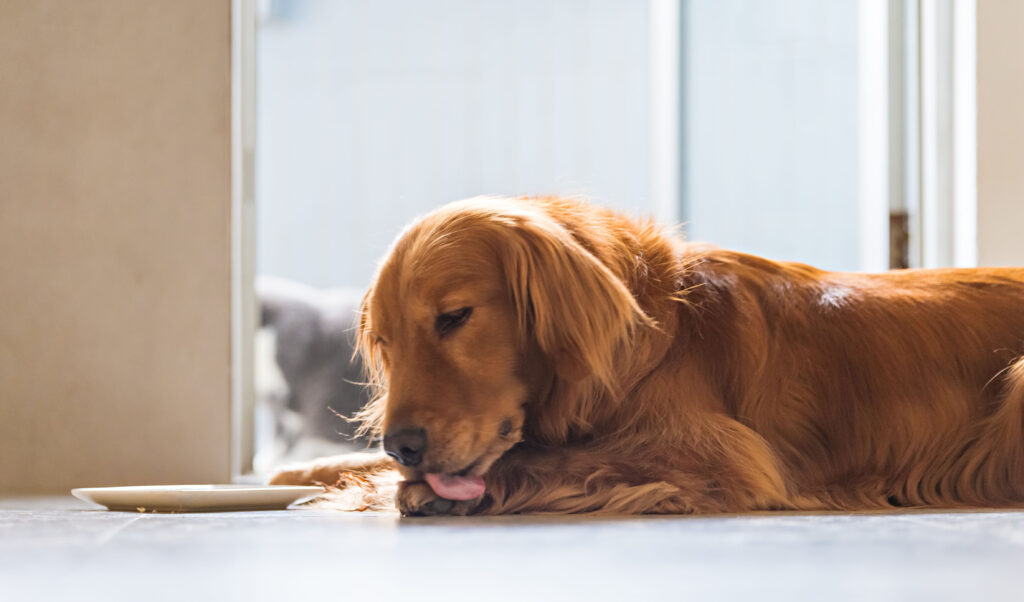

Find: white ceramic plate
71;484;325;512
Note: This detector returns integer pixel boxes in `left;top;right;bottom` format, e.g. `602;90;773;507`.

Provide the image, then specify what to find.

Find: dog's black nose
383;427;427;467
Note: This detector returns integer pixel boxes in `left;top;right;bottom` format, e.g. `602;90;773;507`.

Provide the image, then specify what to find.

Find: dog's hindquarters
949;356;1024;506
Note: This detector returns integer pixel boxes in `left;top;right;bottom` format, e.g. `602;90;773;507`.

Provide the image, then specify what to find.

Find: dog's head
354;198;647;499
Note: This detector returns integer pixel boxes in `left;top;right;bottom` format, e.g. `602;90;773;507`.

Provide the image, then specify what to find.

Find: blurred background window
252;0;883;471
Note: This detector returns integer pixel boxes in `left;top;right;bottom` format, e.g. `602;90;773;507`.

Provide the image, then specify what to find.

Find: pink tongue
424;473;486;501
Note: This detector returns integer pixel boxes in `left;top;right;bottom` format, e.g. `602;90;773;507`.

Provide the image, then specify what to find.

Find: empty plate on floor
71;484;325;512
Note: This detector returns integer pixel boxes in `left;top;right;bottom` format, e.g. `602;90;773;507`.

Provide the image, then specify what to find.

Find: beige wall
977;0;1024;266
0;1;232;492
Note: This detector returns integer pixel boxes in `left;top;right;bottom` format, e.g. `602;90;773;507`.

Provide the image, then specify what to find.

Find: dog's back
677;249;1024;507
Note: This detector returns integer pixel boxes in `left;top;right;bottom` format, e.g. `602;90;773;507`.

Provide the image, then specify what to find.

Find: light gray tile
3;497;1023;602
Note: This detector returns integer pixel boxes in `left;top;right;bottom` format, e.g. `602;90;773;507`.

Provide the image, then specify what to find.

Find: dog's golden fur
272;196;1024;515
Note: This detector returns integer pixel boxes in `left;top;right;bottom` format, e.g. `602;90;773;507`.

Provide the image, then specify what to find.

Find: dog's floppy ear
351;285;387;439
498;212;649;391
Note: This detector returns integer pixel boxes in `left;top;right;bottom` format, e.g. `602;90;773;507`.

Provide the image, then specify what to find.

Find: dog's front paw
268;466;316;486
268;452;394;487
396;481;482;517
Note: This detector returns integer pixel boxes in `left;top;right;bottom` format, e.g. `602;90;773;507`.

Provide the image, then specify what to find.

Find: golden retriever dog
271;196;1024;516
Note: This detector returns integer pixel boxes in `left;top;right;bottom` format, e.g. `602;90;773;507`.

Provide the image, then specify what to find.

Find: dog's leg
398;415;796;516
393;445;713;517
268;450;393;486
947;357;1024;506
482;445;791;515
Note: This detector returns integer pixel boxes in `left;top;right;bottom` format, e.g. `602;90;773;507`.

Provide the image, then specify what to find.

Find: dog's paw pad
397;481;480;516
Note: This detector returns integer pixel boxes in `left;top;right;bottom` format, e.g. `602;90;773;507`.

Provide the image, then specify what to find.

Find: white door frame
232;0;258;477
892;0;978;269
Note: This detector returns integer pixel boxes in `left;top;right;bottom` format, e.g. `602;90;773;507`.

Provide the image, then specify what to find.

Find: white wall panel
258;0;658;289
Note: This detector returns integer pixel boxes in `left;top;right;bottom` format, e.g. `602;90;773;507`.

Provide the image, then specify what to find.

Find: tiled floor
2;496;1023;601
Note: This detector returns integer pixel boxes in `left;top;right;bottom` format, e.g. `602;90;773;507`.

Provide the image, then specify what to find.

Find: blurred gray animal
257;276;371;448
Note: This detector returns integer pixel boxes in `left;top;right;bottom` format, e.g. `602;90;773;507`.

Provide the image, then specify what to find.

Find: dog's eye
435;306;473;337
